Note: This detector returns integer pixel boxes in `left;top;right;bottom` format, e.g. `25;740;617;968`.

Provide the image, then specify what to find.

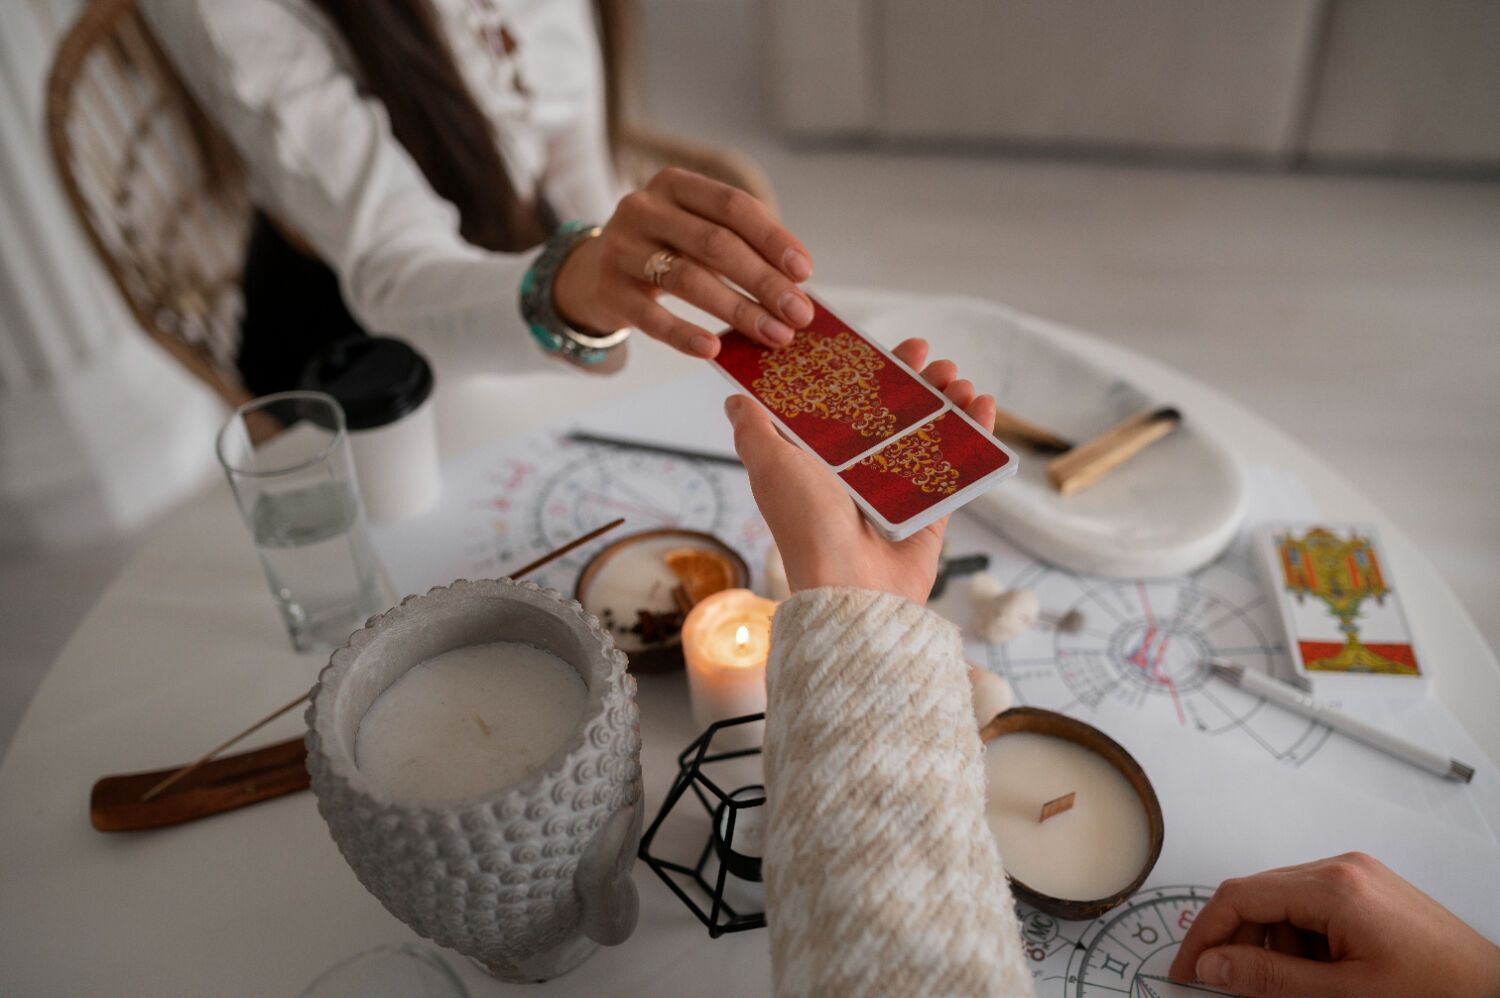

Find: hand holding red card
714;295;1017;541
716;303;945;466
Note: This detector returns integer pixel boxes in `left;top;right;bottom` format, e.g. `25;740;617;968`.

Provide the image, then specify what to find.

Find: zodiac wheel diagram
987;559;1332;766
1065;886;1224;997
530;447;727;555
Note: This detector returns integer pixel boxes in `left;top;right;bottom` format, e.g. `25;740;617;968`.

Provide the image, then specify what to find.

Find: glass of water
216;391;393;653
299;944;468;998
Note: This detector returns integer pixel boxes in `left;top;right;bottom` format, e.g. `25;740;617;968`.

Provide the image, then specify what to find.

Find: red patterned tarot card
838;410;1012;529
713;298;945;467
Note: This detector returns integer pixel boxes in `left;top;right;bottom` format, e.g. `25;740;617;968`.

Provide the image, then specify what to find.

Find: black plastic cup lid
300;336;434;431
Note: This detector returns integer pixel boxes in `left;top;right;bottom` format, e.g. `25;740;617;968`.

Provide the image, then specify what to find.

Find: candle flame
735;624;750;648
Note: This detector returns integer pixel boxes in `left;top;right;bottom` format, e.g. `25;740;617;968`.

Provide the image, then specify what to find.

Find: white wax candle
984;732;1152;900
682;589;776;735
583;536;690;652
355;641;587;805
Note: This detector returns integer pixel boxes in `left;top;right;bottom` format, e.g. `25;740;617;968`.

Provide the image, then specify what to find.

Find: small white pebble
976;587;1040;644
969;571;1005;601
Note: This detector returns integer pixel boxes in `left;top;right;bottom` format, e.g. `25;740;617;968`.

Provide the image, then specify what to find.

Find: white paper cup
302;337;440;523
347;394;439;522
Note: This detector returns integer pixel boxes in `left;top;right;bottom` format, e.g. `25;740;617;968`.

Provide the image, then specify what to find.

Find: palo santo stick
1039;791;1077;823
1047;406;1181;496
137;517;626;803
992;407;1073;454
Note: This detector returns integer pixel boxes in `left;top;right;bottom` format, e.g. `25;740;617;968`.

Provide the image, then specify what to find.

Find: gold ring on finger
644;249;678;288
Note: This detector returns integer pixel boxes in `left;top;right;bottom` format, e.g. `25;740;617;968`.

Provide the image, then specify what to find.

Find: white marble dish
862;301;1246;578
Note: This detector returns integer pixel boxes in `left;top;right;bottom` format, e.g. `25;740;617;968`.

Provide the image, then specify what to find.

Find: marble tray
861;301;1247;578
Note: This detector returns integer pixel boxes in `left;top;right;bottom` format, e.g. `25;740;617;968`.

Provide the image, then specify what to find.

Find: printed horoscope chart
371;430;771;599
987;558;1330;767
1017;886;1225;998
373;424;1500;840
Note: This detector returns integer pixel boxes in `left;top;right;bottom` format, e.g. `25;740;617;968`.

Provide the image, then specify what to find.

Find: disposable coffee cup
301;336;439;522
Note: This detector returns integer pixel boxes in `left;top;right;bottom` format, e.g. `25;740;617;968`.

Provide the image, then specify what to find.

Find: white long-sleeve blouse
141;0;623;375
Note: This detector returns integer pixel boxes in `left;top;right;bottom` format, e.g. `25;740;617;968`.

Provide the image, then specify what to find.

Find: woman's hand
1169;853;1500;997
553;168;815;360
725;338;996;607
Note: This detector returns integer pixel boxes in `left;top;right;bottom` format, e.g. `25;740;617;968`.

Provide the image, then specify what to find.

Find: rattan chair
46;0;776;414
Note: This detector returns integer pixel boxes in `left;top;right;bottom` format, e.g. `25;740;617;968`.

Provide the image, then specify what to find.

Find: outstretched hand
725;337;995;607
1170;853;1500;997
554;168;814;360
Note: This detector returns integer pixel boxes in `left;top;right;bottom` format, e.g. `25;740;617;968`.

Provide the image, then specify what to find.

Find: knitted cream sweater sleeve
763;588;1033;997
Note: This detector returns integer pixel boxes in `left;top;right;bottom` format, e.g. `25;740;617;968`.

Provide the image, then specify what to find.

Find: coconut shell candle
575;529;748;673
981;707;1163;920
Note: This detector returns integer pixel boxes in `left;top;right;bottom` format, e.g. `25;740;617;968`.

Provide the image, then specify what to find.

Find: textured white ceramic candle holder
306;579;643;982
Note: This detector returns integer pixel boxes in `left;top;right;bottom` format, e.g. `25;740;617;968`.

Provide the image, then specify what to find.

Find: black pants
237;211;368;396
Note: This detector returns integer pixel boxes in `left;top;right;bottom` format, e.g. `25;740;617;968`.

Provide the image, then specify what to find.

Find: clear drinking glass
298;944;468;998
216;391;393;652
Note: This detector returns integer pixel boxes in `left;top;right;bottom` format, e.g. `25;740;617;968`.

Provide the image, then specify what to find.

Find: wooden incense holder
575;528;749;674
980;707;1165;920
1047;406;1181;496
90;737;308;832
992;407;1073;455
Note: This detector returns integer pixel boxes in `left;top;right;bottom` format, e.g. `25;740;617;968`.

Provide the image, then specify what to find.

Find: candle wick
472;713;492;738
1039;791;1077;823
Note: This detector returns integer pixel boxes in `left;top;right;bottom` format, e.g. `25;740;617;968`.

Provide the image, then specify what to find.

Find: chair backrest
47;0;252;409
44;0;778;416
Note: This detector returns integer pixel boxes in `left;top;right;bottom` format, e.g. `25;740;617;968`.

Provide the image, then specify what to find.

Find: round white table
3;289;1496;996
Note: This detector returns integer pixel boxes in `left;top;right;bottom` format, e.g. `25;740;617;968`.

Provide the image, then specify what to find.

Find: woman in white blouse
143;0;814;393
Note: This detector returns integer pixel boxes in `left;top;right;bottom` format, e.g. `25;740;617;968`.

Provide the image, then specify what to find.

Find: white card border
710;294;1020;541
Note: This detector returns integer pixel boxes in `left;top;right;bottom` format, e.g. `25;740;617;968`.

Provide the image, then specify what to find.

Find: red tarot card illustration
839;410;1011;526
714;299;945;467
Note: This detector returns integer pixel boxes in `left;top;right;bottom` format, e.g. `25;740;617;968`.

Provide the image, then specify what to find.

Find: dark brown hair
307;0;626;254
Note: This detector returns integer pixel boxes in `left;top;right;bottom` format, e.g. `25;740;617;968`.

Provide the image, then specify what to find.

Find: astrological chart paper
369;386;1500;994
367;425;772;600
1013;725;1500;997
371;386;1499;838
936;476;1500;846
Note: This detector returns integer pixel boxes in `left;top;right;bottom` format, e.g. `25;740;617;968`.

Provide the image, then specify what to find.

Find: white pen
1208;660;1474;783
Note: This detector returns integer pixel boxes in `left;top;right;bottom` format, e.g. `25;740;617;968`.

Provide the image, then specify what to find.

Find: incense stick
503;517;625;578
138;517;626;803
138;693;310;802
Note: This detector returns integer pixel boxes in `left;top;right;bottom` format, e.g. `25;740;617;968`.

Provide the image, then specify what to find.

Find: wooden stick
992;407;1073;455
505;517;625;579
138;692;308;802
1039;791;1077;823
136;517;626;803
1047;406;1181;496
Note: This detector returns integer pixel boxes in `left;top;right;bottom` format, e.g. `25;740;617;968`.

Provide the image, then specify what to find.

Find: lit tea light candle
355;641;587;805
983;725;1157;911
682;589;776;739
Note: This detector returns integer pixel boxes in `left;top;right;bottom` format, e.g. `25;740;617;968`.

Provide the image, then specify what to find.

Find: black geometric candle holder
638;713;767;937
